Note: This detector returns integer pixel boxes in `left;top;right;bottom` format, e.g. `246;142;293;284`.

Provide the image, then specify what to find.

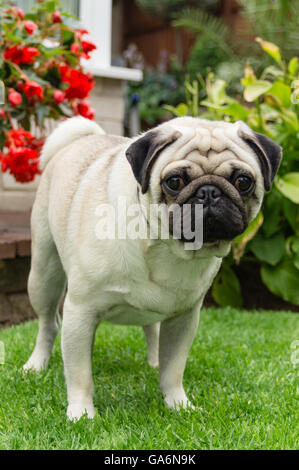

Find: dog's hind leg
143;323;160;368
23;207;66;372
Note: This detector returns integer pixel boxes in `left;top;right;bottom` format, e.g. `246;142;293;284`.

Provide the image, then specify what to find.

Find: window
15;0;142;81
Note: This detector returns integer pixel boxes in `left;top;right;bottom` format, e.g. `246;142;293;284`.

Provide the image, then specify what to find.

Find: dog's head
126;117;281;249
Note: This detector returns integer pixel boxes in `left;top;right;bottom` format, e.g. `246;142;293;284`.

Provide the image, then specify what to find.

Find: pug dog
23;116;281;420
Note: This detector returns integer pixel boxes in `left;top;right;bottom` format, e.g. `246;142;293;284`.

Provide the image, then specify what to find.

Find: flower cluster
0;0;97;183
0;128;43;182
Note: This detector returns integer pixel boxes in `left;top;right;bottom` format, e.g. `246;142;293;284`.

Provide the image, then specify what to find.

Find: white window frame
79;0;142;81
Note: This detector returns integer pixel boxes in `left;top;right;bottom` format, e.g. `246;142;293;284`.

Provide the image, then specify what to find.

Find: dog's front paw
148;358;159;369
67;403;96;421
163;388;195;410
22;355;48;373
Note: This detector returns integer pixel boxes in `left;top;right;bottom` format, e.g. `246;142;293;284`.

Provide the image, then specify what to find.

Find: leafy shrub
239;0;299;60
167;39;299;306
126;58;186;127
0;0;96;183
186;33;229;80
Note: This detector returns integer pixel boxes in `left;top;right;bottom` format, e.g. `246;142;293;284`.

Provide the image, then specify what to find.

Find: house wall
91;77;124;136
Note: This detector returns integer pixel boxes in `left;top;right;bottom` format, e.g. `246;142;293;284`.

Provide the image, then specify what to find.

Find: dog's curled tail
40;116;105;170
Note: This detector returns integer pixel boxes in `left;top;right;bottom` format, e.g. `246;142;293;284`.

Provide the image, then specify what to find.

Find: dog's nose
196;185;222;204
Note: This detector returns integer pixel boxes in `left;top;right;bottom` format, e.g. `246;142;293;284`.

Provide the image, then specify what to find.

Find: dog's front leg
62;296;98;421
159;307;200;409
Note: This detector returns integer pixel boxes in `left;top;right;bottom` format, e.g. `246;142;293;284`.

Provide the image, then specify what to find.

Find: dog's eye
165;175;185;193
234;175;253;193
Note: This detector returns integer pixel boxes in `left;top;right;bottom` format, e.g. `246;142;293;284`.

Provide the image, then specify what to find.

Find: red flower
8;90;22;107
5;128;35;148
75;28;89;38
0;147;40;183
16;8;25;19
24;81;43;100
71;40;96;59
81;40;96;58
77;101;95;120
16;80;25;92
4;128;44;153
24;20;38;35
52;10;62;23
2;128;42;182
71;43;80;55
60;66;94;100
4;45;40;65
0;109;6;119
23;47;40;63
53;90;65;104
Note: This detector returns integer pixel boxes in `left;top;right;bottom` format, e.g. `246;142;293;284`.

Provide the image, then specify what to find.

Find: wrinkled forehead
170;122;254;156
156;122;260;177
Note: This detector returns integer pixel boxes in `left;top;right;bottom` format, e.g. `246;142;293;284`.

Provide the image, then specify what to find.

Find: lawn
0;307;298;450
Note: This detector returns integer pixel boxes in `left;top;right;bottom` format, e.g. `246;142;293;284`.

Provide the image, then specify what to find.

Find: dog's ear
126;128;181;193
239;130;282;191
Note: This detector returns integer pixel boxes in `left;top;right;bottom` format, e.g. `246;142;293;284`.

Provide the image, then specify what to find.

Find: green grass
0;307;298;450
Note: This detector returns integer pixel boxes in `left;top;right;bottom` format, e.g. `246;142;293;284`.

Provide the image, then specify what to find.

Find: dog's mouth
168;175;248;244
170;199;247;244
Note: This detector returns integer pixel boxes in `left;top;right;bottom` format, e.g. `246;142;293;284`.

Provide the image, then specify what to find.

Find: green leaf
256;38;282;64
278;108;298;131
288;57;298;76
20;115;31;131
250;232;285;266
41;47;72;58
262;189;282;238
24;70;48;86
35;104;49;127
284;150;299;161
267;82;292;108
262;65;285;80
243;80;272;102
46;1;57;13
7;62;22;78
286;236;299;269
241;63;256;87
207;79;228;105
261;260;299;305
212;264;243;308
2;24;22;43
24;13;38;21
163;103;188;117
282;198;299;233
233;211;264;263
276;173;299;204
200;101;250;121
